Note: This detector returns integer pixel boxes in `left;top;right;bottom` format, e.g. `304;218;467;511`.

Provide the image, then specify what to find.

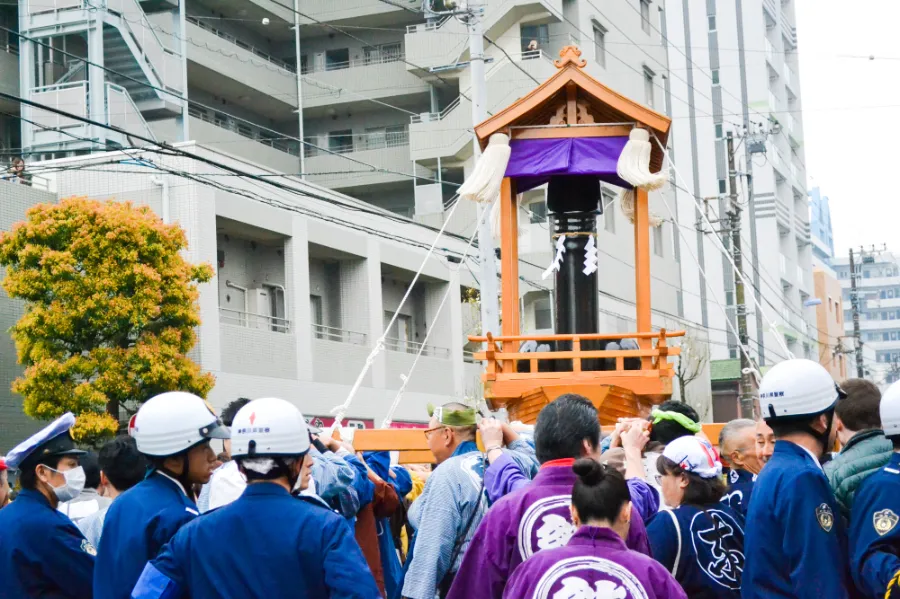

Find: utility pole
849;247;864;377
727;131;754;418
467;4;500;339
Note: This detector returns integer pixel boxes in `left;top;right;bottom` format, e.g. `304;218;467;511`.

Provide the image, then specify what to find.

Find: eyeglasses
423;426;447;440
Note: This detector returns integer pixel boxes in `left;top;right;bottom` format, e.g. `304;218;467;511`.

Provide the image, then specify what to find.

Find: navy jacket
647;503;744;598
850;451;900;598
132;483;381;598
94;471;198;599
742;440;852;599
0;489;95;599
722;468;755;516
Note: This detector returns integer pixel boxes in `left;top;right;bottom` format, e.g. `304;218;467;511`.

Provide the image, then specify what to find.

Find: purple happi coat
502;526;687;599
446;462;651;599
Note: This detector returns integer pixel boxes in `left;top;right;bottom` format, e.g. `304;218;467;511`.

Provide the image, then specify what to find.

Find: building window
643;68;655;108
828;297;833;312
534;294;552;330
325;48;350;71
384;311;412;349
708;15;716;31
640;0;651;34
653;223;664;257
328;129;353;153
529;200;547;223
520;24;549;53
712;69;720;85
603;191;616;233
725;290;734;305
593;22;607;68
300;55;309;74
718;179;727;194
715;123;723;139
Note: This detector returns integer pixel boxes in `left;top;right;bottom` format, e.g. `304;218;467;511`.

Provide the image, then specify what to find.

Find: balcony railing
188;104;301;157
312;324;368;346
302;50;405;74
385;337;451;359
463;350;477;363
220;307;291;333
304;129;409;158
186;16;296;73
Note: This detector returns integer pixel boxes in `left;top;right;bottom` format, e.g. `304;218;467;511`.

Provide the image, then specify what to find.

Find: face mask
43;466;86;502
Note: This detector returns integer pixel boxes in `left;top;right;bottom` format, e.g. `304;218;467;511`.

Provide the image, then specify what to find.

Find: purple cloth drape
504;137;631;192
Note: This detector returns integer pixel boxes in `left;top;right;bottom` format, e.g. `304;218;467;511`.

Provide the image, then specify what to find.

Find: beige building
813;267;847;381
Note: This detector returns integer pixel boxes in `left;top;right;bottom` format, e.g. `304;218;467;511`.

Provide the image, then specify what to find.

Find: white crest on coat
552;577;627;599
533;556;650;599
519;495;574;560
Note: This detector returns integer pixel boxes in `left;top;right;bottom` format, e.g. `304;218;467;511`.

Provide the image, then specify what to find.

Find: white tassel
458;133;511;204
616;128;668;191
542;235;566;279
583;234;598;275
619;188;664;227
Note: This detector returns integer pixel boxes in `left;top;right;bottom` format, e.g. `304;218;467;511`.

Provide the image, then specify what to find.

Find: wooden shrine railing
467;329;685;382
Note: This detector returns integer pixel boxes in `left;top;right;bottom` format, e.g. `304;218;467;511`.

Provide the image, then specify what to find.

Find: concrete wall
814;268;847;380
0;183;59;451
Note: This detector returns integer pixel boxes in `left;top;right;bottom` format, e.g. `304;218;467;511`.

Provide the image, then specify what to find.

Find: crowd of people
1;357;900;598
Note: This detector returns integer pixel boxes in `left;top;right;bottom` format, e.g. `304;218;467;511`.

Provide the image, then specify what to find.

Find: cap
427;403;477;426
5;413;86;470
662;436;722;479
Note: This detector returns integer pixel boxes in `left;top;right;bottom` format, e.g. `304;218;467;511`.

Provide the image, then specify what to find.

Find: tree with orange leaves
0;196;214;443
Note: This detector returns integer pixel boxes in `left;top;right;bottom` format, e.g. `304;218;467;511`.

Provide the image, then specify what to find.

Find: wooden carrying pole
353;424;727;464
499;176;519;372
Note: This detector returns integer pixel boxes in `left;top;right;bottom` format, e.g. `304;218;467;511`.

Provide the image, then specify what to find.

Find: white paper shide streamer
458;133;511;204
616;128;666;227
583;235;598;275
543;235;567;279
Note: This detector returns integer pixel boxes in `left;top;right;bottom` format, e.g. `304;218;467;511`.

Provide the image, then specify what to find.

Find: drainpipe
293;0;305;178
150;175;169;223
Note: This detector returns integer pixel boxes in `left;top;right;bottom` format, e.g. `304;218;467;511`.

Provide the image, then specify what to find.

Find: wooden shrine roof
474;46;673;173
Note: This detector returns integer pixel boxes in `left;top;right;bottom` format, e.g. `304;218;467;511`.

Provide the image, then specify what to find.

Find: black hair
98;436;148;492
534;394;600;464
650;401;700;446
766;409;835;444
221;398;252;427
18;455;64;491
656;455;725;506
570;458;630;523
80;452;101;490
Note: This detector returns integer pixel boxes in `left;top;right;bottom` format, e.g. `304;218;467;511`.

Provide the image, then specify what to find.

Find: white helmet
230;397;310;458
133;392;230;457
759;358;844;420
881;381;900;437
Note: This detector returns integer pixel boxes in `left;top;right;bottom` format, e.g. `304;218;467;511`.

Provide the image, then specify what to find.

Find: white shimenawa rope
329;195;466;433
380;208;486;429
651;133;794;361
657;192;763;384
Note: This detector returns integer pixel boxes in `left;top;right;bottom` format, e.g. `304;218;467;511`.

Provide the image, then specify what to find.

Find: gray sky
796;0;900;257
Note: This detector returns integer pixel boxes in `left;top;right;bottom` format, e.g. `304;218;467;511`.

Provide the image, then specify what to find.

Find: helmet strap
800;411;834;459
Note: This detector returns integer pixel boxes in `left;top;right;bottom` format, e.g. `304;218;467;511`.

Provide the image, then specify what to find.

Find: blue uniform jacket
850;451;900;598
0;489;95;599
722;468;755;516
647;503;744;598
94;472;199;599
132;483;381;598
742;440;852;599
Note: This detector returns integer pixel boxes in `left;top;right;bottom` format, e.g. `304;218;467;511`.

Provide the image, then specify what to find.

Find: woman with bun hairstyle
646;436;745;598
502;458;686;599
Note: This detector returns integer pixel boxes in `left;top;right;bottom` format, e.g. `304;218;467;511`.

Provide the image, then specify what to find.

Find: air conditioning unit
247;286;271;330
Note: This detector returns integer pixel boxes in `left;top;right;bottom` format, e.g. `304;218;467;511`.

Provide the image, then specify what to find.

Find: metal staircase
20;0;183;154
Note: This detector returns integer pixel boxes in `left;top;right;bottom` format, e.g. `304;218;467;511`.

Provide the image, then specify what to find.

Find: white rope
380;212;485;428
651;133;794;360
329;195;465;433
657;192;762;385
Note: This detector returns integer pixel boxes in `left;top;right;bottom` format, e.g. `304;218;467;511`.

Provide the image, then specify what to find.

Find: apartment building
665;0;816;367
0;145;541;450
834;251;900;385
